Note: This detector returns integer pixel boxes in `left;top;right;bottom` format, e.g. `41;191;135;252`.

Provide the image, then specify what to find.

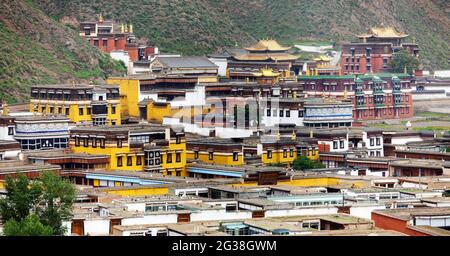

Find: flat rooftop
373;207;450;221
390;159;444;169
0;164;60;174
70;123;169;133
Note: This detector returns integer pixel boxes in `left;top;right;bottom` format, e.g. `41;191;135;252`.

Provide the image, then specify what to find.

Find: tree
36;171;76;236
0;174;42;222
3;214;53;236
0;171;75;236
390;49;420;74
293;155;325;171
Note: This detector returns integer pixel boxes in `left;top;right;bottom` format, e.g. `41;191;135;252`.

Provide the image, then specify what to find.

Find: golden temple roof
358;25;408;39
252;69;281;77
233;53;299;61
313;55;331;62
244;39;291;52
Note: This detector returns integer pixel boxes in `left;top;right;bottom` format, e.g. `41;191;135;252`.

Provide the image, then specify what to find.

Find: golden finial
310;130;314;138
99;13;104;23
291;130;296;141
129;24;133;33
343;88;348;100
2;103;9;116
276;132;281;141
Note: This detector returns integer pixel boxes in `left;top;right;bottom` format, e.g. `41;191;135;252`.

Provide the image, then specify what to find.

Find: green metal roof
298;75;355;80
358;73;412;80
298;73;411;81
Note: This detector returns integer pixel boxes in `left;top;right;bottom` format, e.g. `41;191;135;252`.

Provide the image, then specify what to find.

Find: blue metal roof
86;173;171;185
188;167;244;178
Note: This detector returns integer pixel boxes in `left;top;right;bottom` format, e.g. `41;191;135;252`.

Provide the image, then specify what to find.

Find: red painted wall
371;212;430;236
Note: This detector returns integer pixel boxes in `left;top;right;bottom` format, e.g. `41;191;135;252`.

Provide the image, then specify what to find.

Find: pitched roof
358;25;408;39
154;57;218;69
244;39;291;52
233;53;299;61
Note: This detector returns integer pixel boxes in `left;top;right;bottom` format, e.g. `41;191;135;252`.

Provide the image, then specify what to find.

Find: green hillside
34;0;449;70
0;0;126;103
1;0;449;103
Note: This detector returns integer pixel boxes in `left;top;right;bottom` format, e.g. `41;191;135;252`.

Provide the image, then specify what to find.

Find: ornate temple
340;24;419;75
226;39;299;81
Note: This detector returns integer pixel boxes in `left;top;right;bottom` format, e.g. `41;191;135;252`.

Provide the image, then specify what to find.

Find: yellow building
69;124;187;176
106;77;140;119
253;136;320;166
186;138;244;166
29;84;121;125
107;74;212;123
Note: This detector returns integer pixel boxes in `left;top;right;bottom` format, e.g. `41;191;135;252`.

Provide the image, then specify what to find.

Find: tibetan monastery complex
1;19;450;238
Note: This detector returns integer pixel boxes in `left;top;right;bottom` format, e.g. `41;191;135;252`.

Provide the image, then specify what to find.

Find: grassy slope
0;0;126;103
34;0;449;69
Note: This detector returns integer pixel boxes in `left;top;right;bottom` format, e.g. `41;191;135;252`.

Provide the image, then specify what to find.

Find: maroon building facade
340;25;420;75
298;73;414;121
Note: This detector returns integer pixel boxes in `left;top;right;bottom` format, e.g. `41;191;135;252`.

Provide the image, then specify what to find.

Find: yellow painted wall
106;187;169;196
108;103;122;125
198;76;218;83
147;103;171;123
107;78;140;118
71;136;187;175
231;177;368;189
0;181;4;189
261;150;296;165
307;149;320;161
187;151;244;166
71;143;143;171
161;140;187;176
30;101;120;125
69;104;92;123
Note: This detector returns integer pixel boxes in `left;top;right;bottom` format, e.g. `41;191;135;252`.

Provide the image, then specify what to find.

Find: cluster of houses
0;16;449;236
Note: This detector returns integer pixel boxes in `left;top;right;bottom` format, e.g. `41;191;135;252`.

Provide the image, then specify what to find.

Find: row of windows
356;95;409;104
306;83;410;91
356;107;410;117
93;38;121;48
266;148;296;159
75;137;105;148
369;137;382;147
78;106;116;116
266;109;304;118
20;138;68;150
193;151;240;162
293;200;341;207
117;155;143;167
118;152;182;166
34;105;116;116
369;151;382;157
333;140;345;150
